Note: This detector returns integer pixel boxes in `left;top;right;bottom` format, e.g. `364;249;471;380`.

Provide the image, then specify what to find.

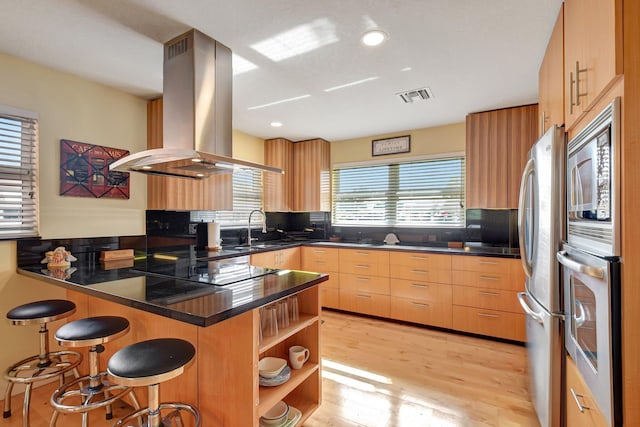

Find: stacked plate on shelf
260;400;302;427
259;357;291;387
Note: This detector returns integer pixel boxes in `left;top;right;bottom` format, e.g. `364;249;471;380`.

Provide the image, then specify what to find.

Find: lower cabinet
300;247;340;309
566;355;609;427
251;247;300;270
339;290;390;318
389;280;452;329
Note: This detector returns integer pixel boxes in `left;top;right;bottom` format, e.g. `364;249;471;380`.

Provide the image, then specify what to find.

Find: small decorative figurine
41;246;77;268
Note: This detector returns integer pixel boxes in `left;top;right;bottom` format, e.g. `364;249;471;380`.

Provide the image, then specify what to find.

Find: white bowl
261;400;289;425
259;357;287;378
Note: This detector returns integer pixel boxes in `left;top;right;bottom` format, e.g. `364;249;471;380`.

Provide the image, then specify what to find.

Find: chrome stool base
50;372;140;427
113;403;200;427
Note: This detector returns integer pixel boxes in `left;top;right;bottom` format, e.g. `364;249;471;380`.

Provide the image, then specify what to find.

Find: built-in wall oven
557;244;621;426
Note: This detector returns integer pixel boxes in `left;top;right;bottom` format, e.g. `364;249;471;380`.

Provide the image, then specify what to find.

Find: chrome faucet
247;209;267;247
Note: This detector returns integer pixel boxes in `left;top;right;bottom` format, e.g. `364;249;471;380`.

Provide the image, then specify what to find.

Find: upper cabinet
147;98;232;211
538;4;564;137
263;138;294;212
466;104;538;209
564;0;622;130
264;138;331;212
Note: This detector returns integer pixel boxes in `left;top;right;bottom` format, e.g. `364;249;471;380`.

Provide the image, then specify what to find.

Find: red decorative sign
59;139;130;199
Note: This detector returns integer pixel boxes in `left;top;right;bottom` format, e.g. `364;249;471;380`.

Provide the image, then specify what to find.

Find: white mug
288;345;310;369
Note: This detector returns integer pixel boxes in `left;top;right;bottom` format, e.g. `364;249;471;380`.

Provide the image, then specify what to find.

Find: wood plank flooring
1;310;539;427
304;310;539;427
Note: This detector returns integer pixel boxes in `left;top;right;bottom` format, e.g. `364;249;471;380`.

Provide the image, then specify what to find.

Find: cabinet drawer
390;279;452;301
452;270;522;291
339;249;389;276
451;256;515;274
389;252;452;269
301;247;340;272
452;286;521;313
339;290;389;318
321;286;340;309
393;264;451;284
452;306;525;341
321;273;339;290
390;296;452;329
339;273;389;295
565;355;609;427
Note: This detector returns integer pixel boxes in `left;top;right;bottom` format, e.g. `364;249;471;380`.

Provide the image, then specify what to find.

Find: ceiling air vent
396;87;433;103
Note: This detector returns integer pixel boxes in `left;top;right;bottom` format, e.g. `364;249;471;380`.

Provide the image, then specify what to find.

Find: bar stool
107;338;201;427
49;316;141;426
3;299;82;427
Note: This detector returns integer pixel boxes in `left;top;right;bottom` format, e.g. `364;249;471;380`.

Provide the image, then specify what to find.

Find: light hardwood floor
304;310;539;427
1;310;539;427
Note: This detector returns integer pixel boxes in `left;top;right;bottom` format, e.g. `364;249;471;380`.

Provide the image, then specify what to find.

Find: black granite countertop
17;258;326;327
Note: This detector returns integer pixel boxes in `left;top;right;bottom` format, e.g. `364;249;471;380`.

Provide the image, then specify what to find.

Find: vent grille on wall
167;36;189;59
396;87;433;103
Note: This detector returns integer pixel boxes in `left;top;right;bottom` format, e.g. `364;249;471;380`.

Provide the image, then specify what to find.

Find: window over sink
332;155;465;227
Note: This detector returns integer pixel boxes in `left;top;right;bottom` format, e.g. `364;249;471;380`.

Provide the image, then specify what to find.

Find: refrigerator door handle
518;158;535;278
517;292;544;325
556;250;605;279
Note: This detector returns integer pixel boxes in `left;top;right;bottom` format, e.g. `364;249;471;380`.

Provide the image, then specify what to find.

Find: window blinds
0;114;38;238
332;157;465;227
214;169;263;227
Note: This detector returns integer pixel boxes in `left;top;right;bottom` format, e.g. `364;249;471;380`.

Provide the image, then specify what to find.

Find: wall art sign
372;135;411;156
60;139;130;199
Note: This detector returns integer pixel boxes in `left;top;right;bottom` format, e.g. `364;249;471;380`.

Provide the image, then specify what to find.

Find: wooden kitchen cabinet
451;255;526;341
146;98;232;211
338;248;390;317
566;355;609;427
263;138;293;212
250;247;300;270
465;104;538;209
538;4;565;137
563;0;622;130
301;246;340;309
264;138;331;212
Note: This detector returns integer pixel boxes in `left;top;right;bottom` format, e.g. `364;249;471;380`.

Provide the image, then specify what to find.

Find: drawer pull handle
315;261;327;264
315;250;326;254
356;294;371;299
355;265;370;269
412;302;429;307
411;269;428;274
356;277;370;282
479;261;498;265
356;252;370;256
479;276;499;281
410;256;427;260
477;313;499;318
570;388;590;413
478;291;499;297
411;283;429;289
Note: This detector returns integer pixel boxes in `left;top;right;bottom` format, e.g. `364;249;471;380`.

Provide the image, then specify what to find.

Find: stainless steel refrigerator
516;125;565;427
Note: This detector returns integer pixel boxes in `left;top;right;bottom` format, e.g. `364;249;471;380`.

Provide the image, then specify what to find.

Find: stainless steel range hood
110;29;283;179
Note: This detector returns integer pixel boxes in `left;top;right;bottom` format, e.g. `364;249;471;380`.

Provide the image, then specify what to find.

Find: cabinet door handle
411;302;429;307
479;261;498;265
479;275;499;281
411;283;429;289
570;70;575;114
356;294;371;299
355;252;370;256
314;250;326;254
315;260;327;265
355;265;370;269
570;388;590;413
410;256;427;260
356;277;370;282
478;291;499;297
477;313;499;318
411;269;428;275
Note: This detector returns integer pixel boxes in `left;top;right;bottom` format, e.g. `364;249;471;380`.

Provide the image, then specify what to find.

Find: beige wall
0;52;148;395
330;122;466;165
233;129;264;163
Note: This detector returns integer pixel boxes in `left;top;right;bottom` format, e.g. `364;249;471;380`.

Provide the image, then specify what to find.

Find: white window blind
215;169;263;227
332;156;465;227
0;111;38;238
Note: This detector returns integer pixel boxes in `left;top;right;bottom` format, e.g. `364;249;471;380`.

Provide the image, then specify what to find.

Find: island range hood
110;29;283;179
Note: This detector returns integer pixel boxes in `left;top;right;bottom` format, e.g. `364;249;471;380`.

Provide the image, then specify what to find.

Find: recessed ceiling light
401;67;412;72
270;122;283;127
361;30;387;47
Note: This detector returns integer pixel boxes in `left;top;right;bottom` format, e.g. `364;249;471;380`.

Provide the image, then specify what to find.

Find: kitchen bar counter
17;258;326;327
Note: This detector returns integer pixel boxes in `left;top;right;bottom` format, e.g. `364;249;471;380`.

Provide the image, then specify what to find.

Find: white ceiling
0;0;562;142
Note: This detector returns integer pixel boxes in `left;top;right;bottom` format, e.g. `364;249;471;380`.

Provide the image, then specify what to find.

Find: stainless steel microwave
566;97;620;257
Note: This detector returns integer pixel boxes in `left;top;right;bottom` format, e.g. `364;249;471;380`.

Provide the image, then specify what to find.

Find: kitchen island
17;251;327;427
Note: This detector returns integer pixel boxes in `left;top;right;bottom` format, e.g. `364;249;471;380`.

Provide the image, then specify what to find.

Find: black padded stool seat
7;299;76;324
108;338;200;427
3;299;81;427
108;338;195;386
49;316;140;427
55;316;130;346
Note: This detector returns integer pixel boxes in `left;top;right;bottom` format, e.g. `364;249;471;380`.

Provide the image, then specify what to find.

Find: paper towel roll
207;222;221;249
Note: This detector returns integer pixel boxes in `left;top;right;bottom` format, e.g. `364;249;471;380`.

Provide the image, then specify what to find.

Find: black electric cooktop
134;258;278;287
